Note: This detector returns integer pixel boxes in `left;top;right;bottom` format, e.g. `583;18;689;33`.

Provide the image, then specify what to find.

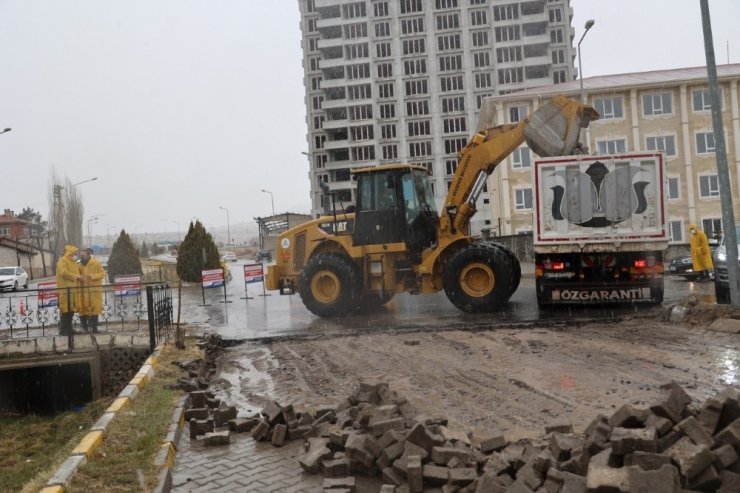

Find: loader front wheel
443;244;513;312
298;253;360;317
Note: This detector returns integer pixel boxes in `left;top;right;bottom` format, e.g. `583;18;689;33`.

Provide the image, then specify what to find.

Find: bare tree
47;170;85;266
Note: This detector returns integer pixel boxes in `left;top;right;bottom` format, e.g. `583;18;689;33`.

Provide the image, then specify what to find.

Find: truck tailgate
534;153;667;246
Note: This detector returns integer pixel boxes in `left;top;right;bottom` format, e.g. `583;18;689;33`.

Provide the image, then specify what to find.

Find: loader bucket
524;96;597;157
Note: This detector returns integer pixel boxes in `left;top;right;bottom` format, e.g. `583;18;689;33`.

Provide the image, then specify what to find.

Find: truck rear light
634;259;647;268
551;261;565;270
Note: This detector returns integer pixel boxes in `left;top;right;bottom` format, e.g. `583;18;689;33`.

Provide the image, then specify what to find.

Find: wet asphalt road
179;259;717;340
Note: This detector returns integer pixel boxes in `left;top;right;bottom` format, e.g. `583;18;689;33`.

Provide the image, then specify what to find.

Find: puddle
216;347;278;415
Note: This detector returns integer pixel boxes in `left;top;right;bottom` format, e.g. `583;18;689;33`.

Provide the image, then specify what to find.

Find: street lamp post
0;128;11;136
73;177;98;186
260;189;275;217
86;214;104;247
219;207;231;246
578;19;595;151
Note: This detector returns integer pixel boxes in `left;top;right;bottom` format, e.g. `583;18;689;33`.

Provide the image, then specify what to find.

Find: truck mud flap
538;284;662;305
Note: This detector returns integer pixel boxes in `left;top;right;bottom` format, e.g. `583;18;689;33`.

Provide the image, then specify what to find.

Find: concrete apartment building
298;0;577;234
483;63;740;243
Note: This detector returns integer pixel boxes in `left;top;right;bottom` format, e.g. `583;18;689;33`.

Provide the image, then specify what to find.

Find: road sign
202;268;225;289
38;280;58;308
114;275;141;297
244;263;264;284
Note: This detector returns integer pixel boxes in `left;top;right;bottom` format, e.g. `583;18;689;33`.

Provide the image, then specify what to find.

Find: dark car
714;228;740;303
256;249;272;262
668;240;717;281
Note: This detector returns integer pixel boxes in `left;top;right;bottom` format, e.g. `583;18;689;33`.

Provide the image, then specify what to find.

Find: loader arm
439;96;598;238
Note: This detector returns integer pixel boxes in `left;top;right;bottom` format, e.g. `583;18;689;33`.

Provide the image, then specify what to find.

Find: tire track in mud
214;319;738;442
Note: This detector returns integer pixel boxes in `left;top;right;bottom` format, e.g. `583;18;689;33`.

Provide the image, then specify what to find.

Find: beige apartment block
483;63;740;243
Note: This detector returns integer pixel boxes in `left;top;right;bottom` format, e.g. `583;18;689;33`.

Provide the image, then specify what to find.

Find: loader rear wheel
298;253;360;317
443;244;513;312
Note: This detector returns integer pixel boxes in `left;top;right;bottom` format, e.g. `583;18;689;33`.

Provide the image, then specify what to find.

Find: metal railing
0;283;171;345
146;284;173;352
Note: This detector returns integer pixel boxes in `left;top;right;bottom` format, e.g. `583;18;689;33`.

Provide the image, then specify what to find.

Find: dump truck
533;153;668;305
266;96;598;317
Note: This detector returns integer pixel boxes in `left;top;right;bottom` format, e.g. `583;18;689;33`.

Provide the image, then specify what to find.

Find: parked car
668;240;718;280
714;227;740;303
221;251;237;263
256;249;272;262
0;266;28;291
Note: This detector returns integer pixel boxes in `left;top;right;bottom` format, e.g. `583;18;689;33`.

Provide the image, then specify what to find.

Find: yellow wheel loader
266;96;598;317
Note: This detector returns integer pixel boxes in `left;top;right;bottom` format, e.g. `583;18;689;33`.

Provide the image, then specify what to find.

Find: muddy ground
211;301;739;442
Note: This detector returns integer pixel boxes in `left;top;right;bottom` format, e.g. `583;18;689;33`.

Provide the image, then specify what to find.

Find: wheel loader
265;96;598;317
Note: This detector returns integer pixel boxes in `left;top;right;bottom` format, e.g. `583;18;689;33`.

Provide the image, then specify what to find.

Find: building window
407;120;431;136
509;105;528;123
696;131;715;154
379;103;396;118
374;21;390;37
668;220;683;242
440;75;464;92
474;72;492;89
476;93;492;109
0;227;10;237
376;42;392;58
493;4;518;20
404;78;428;96
400;0;423;13
515;188;533;210
435;0;459;8
551;48;565;64
381;144;398;160
349;104;372;120
378;82;394;98
376;62;393;78
441;96;465;113
442;116;466;133
347;63;371;79
351;145;375;161
350;125;374;141
402;38;426;55
445;159;457;175
550;29;563;43
498;67;523;84
553;70;566;84
496;46;522;63
646;135;676;156
435;13;460;30
548;8;562;22
699;175;719;198
642;93;673;116
406;99;430;116
343;2;367;19
380;123;397;139
494;26;520;42
667;177;680;200
512;148;531;169
437;34;461;51
471;31;489;47
344;23;368;38
470;9;487;26
409;141;432;157
400;17;425;34
703;218;722;240
593;96;624;119
373;1;389;17
596;139;626;154
444;137;467;154
438;54;462;72
692;88;722;112
473;51;490;68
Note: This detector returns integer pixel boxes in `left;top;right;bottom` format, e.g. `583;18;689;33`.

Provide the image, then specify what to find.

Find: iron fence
0;283;172;343
146;284;173;352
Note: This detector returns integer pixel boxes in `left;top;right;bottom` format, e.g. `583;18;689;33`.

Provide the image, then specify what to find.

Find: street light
578;19;595;150
73;177;98;186
86;214;104;247
219;207;231;246
260;189;275;217
0;128;11;136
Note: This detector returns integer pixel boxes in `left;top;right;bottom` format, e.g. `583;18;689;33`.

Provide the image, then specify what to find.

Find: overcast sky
1;0;739;242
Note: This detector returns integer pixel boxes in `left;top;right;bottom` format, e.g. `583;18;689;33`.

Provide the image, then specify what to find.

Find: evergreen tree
151;242;162;255
108;229;143;280
176;220;220;282
140;241;149;258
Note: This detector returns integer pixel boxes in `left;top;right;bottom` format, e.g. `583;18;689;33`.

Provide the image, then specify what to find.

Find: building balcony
323;118;348;130
319;57;348;70
316;16;343;30
521;33;549;45
317;37;345;49
322;98;348;110
520;11;546;22
320;77;346;90
523;55;551;67
324;139;350;150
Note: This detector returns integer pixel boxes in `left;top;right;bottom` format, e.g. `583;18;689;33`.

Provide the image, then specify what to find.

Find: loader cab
353;164;438;252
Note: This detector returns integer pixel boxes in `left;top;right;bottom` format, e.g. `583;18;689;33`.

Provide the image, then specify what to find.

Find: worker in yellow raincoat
78;247;106;332
689;224;714;281
56;244;82;335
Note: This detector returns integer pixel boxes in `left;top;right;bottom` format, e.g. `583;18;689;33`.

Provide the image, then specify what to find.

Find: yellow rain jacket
56;245;81;313
79;256;106;316
688;224;714;272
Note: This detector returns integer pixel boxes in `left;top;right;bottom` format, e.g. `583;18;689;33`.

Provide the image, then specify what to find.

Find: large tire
298;253;361;317
485;242;521;296
443;243;513;312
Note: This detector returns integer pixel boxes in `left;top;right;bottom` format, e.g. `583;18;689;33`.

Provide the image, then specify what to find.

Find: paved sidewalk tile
171;430;382;492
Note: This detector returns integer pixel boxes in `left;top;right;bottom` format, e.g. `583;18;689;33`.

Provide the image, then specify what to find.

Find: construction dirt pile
183;372;740;493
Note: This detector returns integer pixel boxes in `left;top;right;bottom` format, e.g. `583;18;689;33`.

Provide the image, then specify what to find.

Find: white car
0;266;28;291
221;251;237;263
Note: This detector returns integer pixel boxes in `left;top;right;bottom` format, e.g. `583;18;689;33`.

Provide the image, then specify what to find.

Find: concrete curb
152;394;189;493
41;346;164;492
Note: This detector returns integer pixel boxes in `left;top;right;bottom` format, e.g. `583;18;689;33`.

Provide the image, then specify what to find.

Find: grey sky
1;0;739;241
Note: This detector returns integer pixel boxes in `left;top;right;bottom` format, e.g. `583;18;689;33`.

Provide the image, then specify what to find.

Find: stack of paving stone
280;380;739;493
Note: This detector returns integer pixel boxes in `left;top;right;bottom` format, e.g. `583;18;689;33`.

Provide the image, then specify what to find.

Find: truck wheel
443;244;512;312
485;242;521;296
298;253;361;317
